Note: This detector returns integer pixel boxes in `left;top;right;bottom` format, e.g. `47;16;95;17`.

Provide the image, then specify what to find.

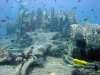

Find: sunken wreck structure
0;3;100;75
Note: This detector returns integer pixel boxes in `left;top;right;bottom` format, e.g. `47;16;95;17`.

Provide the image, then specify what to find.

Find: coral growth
75;32;86;48
36;57;44;65
87;47;100;60
96;27;100;34
71;69;86;75
91;74;100;75
37;46;46;54
75;32;86;59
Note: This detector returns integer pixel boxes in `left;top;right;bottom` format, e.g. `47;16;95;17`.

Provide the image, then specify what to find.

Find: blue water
0;0;100;35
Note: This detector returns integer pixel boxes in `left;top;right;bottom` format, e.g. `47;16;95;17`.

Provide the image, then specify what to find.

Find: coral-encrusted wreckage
0;5;100;75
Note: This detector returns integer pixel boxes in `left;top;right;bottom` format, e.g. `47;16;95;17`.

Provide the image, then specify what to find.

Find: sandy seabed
0;56;73;75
